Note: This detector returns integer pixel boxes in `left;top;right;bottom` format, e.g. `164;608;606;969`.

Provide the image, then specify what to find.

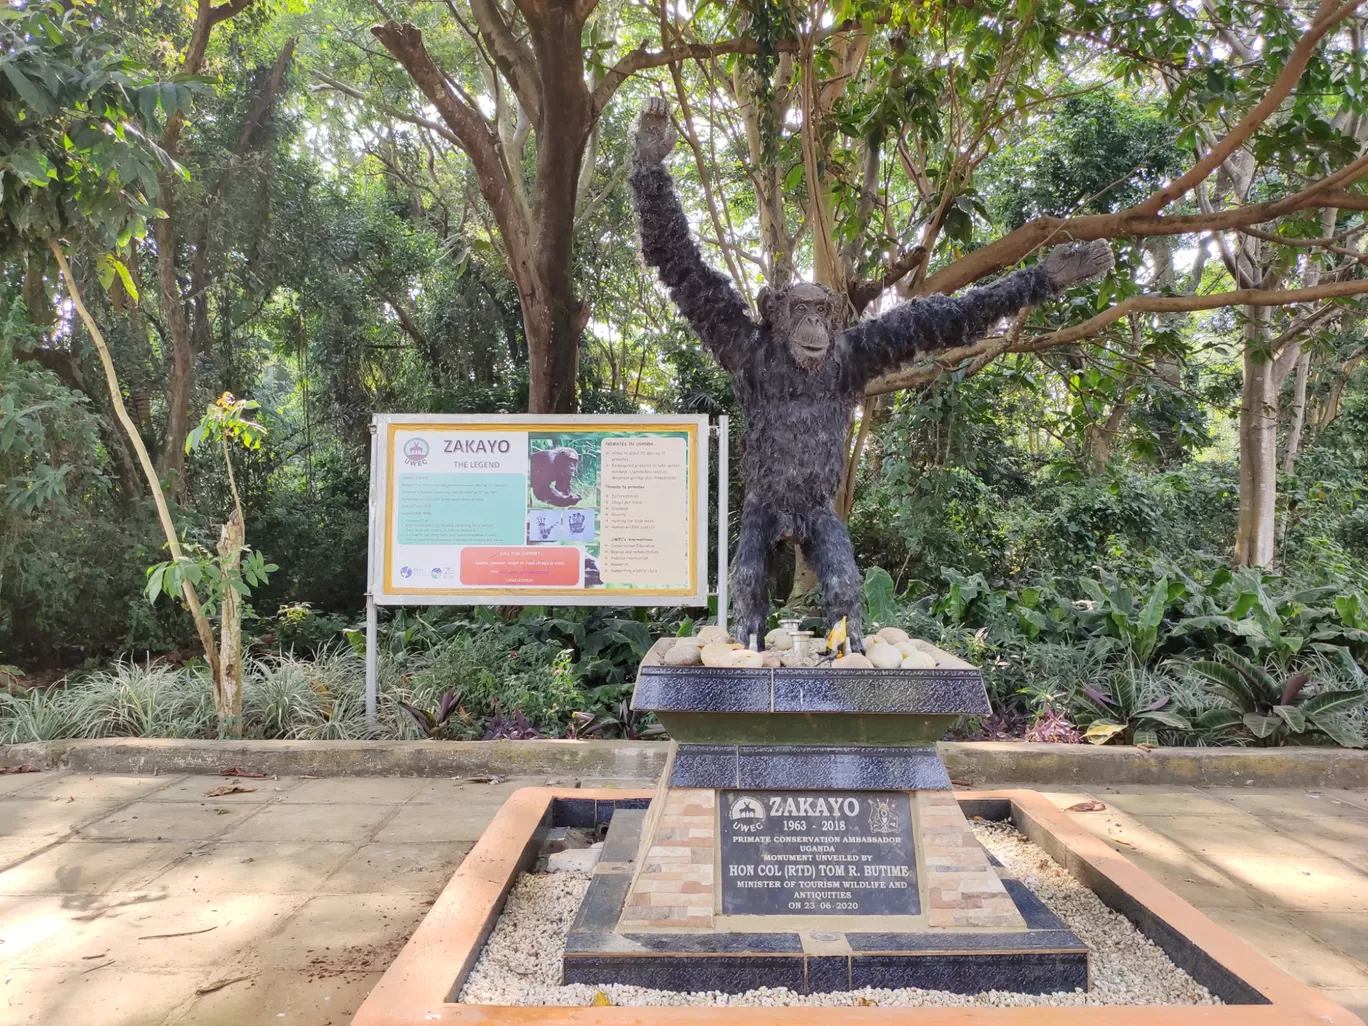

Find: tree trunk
1281;351;1311;472
523;282;584;413
48;240;222;683
1234;306;1278;567
155;186;194;495
1083;400;1128;473
216;508;245;738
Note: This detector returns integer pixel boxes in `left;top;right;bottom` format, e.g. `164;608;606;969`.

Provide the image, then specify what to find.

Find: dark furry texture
629;158;1057;648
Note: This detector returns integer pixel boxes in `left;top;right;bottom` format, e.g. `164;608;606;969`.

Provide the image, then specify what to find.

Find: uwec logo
402;438;430;466
729;795;766;821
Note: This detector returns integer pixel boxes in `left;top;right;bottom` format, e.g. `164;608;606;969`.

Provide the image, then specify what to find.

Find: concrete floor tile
245;892;432;971
280;776;427;804
0;841;181;895
1123;852;1268;909
0;891;170;967
1284;911;1368;969
0;770;50;796
1258;809;1368;866
88;892;306;969
148;841;356;895
1203;909;1368;988
1131;812;1322;857
407;776;541;804
1098;789;1242;817
170;968;383;1025
219;802;391;843
77;799;262;841
14;773;176;803
1;890;305;970
0;966;191;1026
1205;854;1368;911
321;841;471;893
371;800;502;842
144;775;305;803
1207;789;1368;819
0;797;127;839
0;837;55;868
1324;789;1368;813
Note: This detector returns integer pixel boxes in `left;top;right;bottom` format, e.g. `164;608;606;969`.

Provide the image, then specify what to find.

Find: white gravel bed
458;821;1220;1008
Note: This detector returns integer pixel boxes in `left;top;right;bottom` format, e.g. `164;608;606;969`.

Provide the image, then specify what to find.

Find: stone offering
831;652;873;668
662;642;702;666
866;643;902;668
765;627;794;650
700;641;739;666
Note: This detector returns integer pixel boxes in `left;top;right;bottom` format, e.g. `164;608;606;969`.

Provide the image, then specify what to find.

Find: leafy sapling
145;393;277;737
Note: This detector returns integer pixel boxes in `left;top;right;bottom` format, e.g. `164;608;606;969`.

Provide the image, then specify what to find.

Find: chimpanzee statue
629;97;1113;651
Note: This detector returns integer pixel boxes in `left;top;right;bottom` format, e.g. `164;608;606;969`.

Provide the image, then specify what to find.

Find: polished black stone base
562;808;1091;996
631;663;992;746
670;743;952;790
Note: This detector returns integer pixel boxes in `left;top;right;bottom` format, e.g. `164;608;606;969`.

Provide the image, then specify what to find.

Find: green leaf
1309;715;1366;749
1139;575;1169;632
1302;689;1368;717
104;255;139;302
6;148;54;185
1242;712;1281;739
145;564;167;604
1084;721;1126;745
4;65;55;116
1191;660;1259;711
1271;704;1307;734
1136;708;1191;730
1195;708;1243;731
864;566;898;627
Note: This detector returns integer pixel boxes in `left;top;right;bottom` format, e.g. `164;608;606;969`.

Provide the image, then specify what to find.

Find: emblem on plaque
729;795;766;822
868;796;900;834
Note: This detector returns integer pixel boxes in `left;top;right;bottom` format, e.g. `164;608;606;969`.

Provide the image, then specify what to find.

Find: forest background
3;0;1368;747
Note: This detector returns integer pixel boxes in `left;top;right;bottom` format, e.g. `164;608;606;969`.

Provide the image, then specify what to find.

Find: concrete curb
3;738;1367;787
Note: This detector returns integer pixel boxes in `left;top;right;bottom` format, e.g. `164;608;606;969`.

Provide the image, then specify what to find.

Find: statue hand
635;96;677;165
1044;240;1114;289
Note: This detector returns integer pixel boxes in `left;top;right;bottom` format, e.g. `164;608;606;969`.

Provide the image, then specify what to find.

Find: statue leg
731;501;782;650
801;510;865;652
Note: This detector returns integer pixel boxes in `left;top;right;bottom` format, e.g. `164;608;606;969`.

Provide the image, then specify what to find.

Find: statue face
761;282;842;370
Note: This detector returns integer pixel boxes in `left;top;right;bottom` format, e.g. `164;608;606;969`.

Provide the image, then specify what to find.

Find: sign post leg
365;419;380;726
717;415;729;634
365;592;378;724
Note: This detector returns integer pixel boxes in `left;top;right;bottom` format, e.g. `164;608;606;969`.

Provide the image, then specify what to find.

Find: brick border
350;786;1364;1026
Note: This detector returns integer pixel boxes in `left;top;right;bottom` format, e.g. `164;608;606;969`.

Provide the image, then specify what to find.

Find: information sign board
369;414;709;606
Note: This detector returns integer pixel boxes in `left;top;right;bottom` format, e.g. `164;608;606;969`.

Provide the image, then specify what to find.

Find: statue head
758;282;843;371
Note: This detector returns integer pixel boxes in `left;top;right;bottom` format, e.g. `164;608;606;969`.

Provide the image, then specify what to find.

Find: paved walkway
0;772;1364;1024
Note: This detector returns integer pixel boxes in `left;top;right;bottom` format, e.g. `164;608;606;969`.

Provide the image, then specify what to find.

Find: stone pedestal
563;650;1090;995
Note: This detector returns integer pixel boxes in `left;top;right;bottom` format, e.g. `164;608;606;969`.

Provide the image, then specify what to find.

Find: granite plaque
719;790;918;916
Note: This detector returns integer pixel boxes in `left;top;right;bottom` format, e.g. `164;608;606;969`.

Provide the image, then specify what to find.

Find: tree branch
918;183;1368;298
866;277;1368;396
1135;0;1367;214
469;0;543;126
370;21;534;285
311;71;462;146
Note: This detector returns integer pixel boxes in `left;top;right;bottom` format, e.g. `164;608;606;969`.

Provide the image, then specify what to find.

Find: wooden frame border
352;787;1365;1025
